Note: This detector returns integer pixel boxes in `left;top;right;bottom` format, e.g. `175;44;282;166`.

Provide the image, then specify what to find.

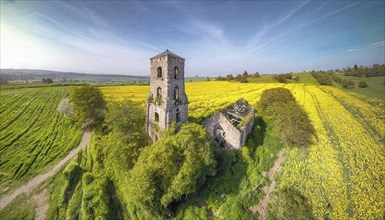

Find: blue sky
1;1;384;76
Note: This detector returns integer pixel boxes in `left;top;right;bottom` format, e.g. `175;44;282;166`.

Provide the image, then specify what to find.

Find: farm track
0;130;91;210
250;148;286;220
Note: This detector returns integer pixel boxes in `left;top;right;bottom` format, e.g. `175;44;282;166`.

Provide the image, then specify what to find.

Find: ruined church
145;50;254;149
145;50;189;141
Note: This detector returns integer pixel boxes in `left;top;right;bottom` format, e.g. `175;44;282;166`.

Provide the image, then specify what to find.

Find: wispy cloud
346;41;385;52
1;1;383;75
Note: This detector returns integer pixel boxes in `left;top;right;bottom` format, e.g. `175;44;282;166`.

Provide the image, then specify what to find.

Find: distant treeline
0;69;148;84
341;64;385;77
215;71;260;83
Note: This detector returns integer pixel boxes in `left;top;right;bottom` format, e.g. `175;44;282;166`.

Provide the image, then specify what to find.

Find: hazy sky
1;1;384;76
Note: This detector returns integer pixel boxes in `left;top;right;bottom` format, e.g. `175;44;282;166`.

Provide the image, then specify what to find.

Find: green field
333;74;385;100
0;87;82;194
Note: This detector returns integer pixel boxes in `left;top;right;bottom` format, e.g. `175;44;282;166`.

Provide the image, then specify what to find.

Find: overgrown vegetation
257;88;316;147
71;85;107;128
267;187;314;219
310;71;333;85
126;123;216;219
341;79;355;88
272;73;293;83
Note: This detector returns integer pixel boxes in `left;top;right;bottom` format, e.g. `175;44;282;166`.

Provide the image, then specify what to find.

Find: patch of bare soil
0;130;91;210
249;148;286;220
32;189;49;220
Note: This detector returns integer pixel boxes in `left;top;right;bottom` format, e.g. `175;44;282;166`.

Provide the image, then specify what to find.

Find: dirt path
249;148;286;220
32;189;49;220
0;130;91;210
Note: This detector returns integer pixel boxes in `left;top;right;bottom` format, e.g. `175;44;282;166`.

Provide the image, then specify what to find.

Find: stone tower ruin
145;50;189;141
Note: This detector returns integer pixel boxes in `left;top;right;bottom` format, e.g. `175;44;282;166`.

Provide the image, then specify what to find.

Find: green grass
333;74;385;100
0;194;35;220
292;72;319;84
0;87;82;195
248;75;278;83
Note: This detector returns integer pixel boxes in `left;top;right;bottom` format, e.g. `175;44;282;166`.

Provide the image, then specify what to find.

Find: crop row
0;87;82;187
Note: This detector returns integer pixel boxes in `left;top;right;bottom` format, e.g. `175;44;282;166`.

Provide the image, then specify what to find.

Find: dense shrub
257;88;315;147
358;81;368;88
126;123;216;219
272;73;292;83
80;173;110;220
341;79;355;88
62;161;82;204
315;74;332;85
332;75;343;83
267;187;314;219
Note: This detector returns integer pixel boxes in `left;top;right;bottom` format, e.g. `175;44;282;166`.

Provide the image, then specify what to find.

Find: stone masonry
145;50;189;142
204;99;255;150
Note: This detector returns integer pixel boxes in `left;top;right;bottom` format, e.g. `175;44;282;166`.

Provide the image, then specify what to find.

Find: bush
272;73;293;83
358;81;368;88
267;187;314;219
42;78;53;84
341;79;355;88
332;75;343;84
292;75;300;81
257;88;315;147
315;74;332;85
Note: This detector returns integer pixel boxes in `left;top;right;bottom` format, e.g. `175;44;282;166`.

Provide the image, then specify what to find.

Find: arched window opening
176;109;180;122
157;67;162;78
174;86;179;100
157;87;162;98
155;112;159;122
174;66;179;79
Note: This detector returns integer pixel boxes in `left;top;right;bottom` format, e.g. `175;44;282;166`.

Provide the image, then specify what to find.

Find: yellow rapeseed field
100;81;385;219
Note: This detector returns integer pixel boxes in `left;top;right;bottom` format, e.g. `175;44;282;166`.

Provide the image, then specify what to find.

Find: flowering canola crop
101;81;385;219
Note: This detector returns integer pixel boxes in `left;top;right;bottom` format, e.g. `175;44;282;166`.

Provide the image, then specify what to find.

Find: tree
42;78;53;84
235;74;242;81
242;71;248;78
226;74;234;81
126;123;216;219
206;76;210;81
240;75;248;83
253;72;260;78
71;85;106;128
104;98;148;168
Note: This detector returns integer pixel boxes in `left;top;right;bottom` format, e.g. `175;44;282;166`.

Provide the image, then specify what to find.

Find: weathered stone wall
218;113;242;149
146;51;189;142
204;104;255;150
